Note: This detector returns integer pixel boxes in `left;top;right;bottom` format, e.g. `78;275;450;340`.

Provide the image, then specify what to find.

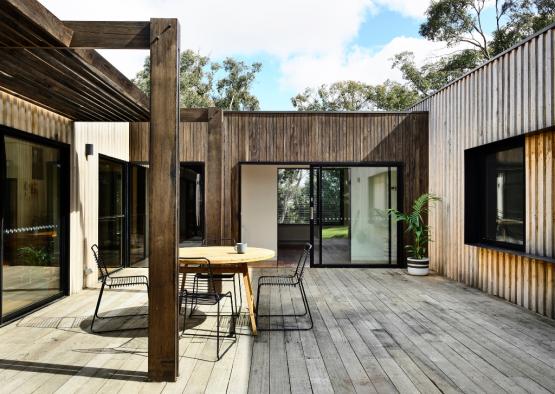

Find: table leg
241;264;257;336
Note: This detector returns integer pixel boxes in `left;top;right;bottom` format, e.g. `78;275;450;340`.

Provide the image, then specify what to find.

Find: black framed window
98;155;128;271
465;136;525;251
0;125;69;325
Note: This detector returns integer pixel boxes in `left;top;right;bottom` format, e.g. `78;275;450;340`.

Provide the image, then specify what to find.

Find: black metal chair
90;244;149;333
189;238;241;316
255;243;313;331
179;257;236;361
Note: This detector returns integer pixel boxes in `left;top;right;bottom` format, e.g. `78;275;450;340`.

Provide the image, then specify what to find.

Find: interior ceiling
0;0;150;121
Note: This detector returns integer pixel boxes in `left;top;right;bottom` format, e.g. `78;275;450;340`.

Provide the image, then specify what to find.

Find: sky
41;0;474;110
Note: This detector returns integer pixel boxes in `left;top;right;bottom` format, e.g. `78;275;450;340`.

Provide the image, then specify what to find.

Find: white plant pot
407;257;429;276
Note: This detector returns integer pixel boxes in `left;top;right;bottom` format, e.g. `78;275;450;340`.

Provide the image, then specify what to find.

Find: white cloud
40;0;444;94
373;0;431;19
280;36;461;91
43;0;375;58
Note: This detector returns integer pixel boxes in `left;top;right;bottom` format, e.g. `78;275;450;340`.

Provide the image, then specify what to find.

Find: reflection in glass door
129;165;148;267
180;163;204;246
1;131;67;322
311;165;400;266
98;156;127;271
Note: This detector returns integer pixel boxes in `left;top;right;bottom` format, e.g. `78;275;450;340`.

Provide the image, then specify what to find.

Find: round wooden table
179;246;275;335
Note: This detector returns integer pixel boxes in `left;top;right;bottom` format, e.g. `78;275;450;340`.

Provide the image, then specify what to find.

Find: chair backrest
91;244;109;281
294;243;312;280
180;257;218;294
202;238;236;247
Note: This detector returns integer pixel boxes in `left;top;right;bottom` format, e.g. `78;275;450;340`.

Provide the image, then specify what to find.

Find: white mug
234;243;247;254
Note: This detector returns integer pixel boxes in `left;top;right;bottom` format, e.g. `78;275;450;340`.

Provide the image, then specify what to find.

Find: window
465;136;525;250
277;169;310;224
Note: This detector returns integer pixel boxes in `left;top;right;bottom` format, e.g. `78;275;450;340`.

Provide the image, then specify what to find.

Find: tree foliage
213;58;262;110
291;80;420;111
395;0;555;97
132;50;262;110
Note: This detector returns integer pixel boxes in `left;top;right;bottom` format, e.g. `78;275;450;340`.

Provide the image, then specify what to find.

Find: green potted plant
388;193;440;275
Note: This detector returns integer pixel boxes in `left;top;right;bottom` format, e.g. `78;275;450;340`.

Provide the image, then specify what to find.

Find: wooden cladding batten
410;26;555;318
131;111;429;252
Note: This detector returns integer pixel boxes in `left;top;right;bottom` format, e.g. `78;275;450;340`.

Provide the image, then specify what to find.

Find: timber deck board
0;267;554;393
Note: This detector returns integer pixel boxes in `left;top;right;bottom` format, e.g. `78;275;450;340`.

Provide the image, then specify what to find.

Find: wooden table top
179;246;275;265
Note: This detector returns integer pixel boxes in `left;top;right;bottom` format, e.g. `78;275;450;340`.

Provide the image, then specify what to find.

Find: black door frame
98;154;129;270
0;125;70;325
238;161;403;268
179;161;206;244
310;162;404;268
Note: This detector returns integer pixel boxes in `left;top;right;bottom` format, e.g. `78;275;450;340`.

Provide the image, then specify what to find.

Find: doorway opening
0;126;69;324
180;163;204;246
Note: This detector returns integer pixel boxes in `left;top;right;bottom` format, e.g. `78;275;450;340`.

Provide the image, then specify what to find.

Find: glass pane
311;167;320;265
350;167;391;264
390;168;398;263
180;164;204;245
277;169;310;224
130;165;148;267
484;146;524;245
317;166;397;265
321;168;350;264
2;135;62;316
98;158;125;269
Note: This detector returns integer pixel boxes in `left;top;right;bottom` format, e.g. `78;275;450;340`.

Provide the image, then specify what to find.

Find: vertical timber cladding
129;112;428;255
411;25;555;318
222;112;429;251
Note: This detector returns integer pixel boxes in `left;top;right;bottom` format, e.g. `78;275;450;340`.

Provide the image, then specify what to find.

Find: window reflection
2;135;62;316
484;146;524;245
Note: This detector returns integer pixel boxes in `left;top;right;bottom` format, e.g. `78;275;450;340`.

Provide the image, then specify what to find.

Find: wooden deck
0;267;554;393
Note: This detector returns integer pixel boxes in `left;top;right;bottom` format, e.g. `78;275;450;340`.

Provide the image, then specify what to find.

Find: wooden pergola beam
4;0;73;46
147;18;180;382
64;21;150;49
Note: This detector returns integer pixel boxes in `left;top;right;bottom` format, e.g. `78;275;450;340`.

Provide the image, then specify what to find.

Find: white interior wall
70;122;129;290
240;165;278;258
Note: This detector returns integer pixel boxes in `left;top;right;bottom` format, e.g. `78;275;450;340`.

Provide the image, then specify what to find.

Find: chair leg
232;276;239;314
91;282;106;333
216;301;221;361
237;274;243;312
181;294;188;336
190;276;198;317
299;281;313;330
255;283;263;327
229;294;236;337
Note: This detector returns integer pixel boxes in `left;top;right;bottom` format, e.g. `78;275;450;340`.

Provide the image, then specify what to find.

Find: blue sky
42;0;477;110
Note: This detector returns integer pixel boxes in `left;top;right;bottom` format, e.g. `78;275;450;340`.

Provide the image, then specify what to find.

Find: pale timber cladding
130;111;429;250
0;90;72;142
410;26;555;317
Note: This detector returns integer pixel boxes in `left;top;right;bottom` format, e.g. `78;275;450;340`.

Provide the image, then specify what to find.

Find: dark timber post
148;18;180;382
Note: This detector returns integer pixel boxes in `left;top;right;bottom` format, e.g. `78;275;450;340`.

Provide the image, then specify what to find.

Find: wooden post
206;108;223;240
148;18;180;382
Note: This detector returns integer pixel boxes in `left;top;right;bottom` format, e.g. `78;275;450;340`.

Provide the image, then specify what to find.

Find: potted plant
388;193;440;276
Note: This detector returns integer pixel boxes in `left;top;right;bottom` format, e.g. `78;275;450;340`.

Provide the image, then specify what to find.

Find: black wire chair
188;238;242;317
179;257;236;361
90;244;149;333
255;243;313;331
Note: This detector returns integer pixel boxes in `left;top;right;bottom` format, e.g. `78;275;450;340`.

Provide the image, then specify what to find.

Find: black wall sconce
85;143;94;158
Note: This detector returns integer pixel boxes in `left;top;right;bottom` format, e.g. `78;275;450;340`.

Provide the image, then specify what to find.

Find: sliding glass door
129;164;148;267
0;128;68;323
310;165;400;266
98;156;127;271
179;163;204;246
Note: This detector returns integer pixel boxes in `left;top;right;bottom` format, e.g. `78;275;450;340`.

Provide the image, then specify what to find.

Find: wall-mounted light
85;143;94;158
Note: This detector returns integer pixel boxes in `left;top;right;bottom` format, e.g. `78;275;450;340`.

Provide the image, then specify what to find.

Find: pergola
0;0;181;381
